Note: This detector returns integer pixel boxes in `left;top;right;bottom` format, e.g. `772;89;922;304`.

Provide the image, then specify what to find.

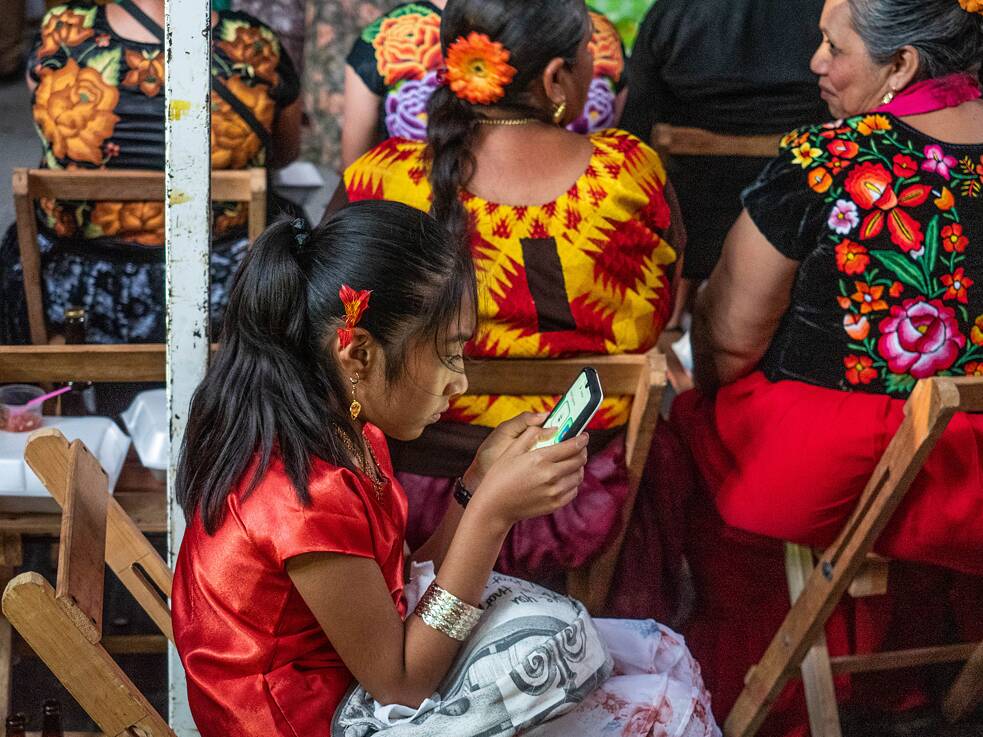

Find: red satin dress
172;424;407;737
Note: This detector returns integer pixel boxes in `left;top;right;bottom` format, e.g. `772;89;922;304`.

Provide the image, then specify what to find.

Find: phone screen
534;369;603;449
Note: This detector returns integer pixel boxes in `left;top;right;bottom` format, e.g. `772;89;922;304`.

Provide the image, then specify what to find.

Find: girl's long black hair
426;0;589;245
177;200;476;534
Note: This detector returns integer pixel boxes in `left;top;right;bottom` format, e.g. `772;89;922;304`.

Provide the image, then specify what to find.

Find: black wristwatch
452;476;473;508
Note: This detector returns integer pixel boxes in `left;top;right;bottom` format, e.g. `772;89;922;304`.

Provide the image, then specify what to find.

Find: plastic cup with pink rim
0;385;71;433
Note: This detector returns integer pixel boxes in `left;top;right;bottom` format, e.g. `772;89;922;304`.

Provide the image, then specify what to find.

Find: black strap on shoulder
116;0;165;42
117;0;274;160
210;77;275;158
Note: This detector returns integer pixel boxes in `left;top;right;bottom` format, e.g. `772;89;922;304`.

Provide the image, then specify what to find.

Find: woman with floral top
0;0;300;344
339;0;627;168
675;0;983;728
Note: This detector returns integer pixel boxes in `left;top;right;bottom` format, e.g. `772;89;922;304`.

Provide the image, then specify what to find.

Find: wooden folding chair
2;435;175;737
725;376;983;737
25;428;173;641
0;343;171;720
464;347;667;614
12;167;266;345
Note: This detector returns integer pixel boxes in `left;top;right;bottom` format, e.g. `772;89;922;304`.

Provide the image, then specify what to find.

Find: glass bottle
41;699;63;737
4;713;26;737
62;307;97;415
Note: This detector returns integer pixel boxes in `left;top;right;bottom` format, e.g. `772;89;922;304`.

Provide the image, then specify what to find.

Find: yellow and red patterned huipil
345;130;677;430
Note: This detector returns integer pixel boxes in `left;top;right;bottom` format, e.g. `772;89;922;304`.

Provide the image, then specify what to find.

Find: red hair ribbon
337;284;372;350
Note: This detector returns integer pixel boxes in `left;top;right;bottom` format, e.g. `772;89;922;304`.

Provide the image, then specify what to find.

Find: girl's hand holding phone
468;426;589;530
463;411;549;491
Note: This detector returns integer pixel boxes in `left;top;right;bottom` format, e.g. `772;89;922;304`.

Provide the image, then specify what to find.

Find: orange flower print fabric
36;5;96;58
347;2;627;141
744;112;983;394
89;201;165;246
217;23;281;86
371;8;442;87
33;58;120;166
27;3;299;247
345;131;677;429
210;75;276;169
588;11;623;83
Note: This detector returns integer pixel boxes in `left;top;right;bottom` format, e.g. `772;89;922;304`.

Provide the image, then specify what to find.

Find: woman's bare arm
341;66;383;170
692;210;798;392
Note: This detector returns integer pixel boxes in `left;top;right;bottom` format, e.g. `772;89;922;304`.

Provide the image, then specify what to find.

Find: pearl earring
881;89;895;105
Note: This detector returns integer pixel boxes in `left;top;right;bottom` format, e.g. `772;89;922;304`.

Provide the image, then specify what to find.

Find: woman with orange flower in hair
339;0;627;169
334;0;688;630
0;0;300;347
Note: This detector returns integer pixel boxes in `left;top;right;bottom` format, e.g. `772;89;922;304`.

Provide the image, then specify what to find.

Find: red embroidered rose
877;298;965;378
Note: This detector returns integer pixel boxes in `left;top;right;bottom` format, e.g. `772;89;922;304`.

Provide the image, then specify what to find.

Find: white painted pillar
164;0;211;732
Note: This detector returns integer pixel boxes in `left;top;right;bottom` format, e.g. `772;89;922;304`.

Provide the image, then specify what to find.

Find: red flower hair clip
337;284;372;350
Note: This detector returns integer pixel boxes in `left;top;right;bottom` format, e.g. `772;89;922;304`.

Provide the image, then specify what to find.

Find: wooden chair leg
785;544;843;737
0;534;23;720
724;380;960;737
942;639;983;723
13;169;47;345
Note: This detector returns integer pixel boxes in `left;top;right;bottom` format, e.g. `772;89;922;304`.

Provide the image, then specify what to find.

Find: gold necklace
334;426;386;500
477;117;537;126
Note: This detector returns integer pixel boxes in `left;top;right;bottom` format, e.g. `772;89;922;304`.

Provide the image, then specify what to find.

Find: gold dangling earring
552;100;568;125
881;89;895;105
349;373;362;421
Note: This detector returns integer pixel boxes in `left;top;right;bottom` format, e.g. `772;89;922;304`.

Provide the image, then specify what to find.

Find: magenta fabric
399;435;628;580
874;72;981;116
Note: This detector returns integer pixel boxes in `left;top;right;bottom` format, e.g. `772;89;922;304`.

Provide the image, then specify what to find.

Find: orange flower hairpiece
337;284;372;350
959;0;983;14
445;32;517;106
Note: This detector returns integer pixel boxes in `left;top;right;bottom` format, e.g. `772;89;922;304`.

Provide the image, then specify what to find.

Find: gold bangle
413;582;483;641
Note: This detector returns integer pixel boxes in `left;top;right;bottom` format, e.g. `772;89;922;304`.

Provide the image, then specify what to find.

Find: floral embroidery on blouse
770;114;983;395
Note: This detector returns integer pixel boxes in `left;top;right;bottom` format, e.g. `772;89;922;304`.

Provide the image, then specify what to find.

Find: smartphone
534;367;604;450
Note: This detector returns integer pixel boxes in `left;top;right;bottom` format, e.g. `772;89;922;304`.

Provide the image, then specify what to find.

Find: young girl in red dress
171;200;718;737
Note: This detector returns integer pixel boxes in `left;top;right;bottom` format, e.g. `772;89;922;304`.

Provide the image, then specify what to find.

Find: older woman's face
810;0;894;118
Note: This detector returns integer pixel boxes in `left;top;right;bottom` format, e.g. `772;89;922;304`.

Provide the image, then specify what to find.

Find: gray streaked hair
848;0;983;80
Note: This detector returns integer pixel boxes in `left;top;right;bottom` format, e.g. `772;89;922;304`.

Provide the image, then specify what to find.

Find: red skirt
672;372;983;734
674;371;983;574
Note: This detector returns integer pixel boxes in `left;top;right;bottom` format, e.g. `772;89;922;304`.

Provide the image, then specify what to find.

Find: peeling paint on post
165;0;210;733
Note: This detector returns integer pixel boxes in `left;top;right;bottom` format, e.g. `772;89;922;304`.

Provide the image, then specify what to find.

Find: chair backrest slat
54;441;109;644
12;167;266;345
25;430;174;642
0;344;165;383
